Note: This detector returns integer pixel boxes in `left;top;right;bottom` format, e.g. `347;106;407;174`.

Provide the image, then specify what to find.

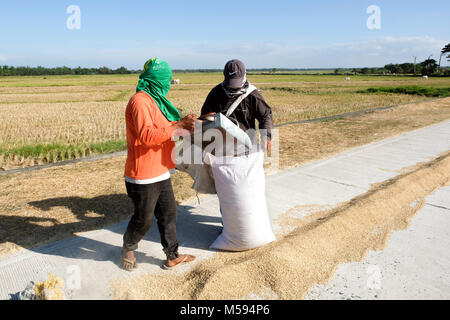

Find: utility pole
413;56;417;75
425;54;433;76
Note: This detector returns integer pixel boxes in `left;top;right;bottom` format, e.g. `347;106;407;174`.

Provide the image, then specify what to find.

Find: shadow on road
0;194;221;268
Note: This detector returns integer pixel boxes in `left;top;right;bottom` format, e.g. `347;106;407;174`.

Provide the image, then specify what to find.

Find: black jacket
200;84;273;139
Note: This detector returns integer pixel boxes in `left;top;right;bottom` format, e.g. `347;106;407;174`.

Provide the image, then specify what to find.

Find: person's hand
266;139;272;152
262;138;271;154
198;112;216;120
177;114;197;134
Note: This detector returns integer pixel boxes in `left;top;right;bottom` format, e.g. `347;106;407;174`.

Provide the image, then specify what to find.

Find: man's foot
121;248;138;271
163;254;196;270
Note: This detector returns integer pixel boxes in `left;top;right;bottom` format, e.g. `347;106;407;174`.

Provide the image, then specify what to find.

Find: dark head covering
223;59;246;89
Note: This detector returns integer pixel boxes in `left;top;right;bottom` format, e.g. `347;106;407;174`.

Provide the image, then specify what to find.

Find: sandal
163;254;195;270
122;250;138;271
122;257;138;271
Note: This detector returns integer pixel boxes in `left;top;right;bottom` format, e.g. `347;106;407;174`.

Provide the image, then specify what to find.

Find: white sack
175;141;216;194
209;151;276;251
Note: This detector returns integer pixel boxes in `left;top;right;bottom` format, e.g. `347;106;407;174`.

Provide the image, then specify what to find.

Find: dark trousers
123;178;179;260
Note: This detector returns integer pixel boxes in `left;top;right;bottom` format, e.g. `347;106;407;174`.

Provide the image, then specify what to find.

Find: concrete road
306;186;450;300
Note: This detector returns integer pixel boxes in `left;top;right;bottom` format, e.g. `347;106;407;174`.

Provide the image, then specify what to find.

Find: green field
1;73;449;170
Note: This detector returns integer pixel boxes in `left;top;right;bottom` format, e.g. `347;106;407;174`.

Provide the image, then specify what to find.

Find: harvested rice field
1;73;449;170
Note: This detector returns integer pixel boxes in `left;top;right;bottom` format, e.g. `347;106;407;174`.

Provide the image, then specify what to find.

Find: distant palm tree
439;43;450;70
421;58;438;76
443;44;450;58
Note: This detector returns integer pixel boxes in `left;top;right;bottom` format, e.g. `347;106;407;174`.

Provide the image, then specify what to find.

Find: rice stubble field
2;73;449;170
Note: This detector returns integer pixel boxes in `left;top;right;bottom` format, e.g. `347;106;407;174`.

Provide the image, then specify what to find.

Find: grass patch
266;87;302;94
264;86;344;95
1;140;126;164
107;90;132;102
359;86;450;97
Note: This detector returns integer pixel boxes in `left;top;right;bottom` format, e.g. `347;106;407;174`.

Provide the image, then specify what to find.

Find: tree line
335;61;449;76
2;43;449;77
342;60;447;76
0;65;140;76
339;43;450;76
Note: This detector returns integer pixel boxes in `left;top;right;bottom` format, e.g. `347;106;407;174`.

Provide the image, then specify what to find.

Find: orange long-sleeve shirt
124;91;177;180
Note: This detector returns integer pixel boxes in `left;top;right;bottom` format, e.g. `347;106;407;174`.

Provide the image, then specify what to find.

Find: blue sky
0;0;449;69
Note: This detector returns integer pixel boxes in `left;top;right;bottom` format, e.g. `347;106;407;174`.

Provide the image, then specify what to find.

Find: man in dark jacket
200;59;273;151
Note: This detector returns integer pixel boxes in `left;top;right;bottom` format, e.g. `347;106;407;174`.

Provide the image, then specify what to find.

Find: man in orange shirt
122;58;196;271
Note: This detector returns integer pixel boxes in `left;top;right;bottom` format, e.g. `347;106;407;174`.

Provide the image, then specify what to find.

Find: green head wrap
136;58;181;121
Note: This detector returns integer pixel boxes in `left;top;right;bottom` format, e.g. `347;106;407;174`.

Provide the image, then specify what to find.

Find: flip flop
163;255;194;270
122;257;138;271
